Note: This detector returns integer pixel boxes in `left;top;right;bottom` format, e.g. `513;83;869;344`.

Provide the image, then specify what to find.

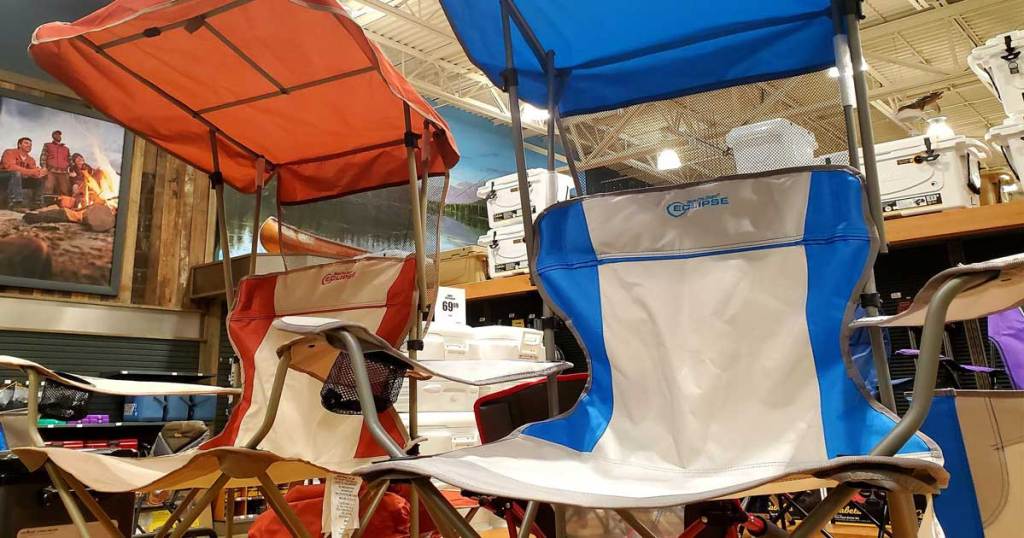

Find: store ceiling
346;0;1024;184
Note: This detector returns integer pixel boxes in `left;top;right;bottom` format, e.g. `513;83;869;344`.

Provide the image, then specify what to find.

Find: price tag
323;474;362;538
434;286;466;325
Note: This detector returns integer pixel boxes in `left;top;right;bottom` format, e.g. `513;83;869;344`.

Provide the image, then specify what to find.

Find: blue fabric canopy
439;0;840;117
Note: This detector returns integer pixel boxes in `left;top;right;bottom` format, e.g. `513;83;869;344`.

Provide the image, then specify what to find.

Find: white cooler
396;379;479;413
479;226;528;278
476;169;576;229
969;31;1024;122
421;323;476;361
986;120;1024;181
398;411;479;455
725;118;818;174
472;325;545;361
818;135;988;216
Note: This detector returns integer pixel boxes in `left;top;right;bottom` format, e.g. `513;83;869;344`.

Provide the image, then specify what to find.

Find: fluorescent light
520;104;550;123
925;116;955;140
657;149;682;170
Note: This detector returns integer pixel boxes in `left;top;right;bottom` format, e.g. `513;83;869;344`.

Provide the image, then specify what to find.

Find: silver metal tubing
412;478;482;538
170;475;230;538
211;130;235;307
64;471;124;537
865;273;896;412
248;157;266;277
517;501;539;538
244;349;294;449
845;13;887;251
257;473;312;538
43;462;91;537
546;51;557;171
887;491;919;537
614;510;658;538
553;110;583;195
842;105;860;169
871;272;994;456
500;0;548;66
330;330;407;459
353;480;390;538
791;484;857;538
155;488;200;538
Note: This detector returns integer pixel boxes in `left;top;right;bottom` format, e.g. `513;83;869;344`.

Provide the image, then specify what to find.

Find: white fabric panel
594;247;829;470
272;255;410;315
583;171;810;258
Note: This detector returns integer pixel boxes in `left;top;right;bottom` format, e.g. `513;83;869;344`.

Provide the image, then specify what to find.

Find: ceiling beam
861;0;1004;40
863;51;960;76
357;0;456;41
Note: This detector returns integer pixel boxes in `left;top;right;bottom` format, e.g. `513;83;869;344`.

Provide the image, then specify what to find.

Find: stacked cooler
970;31;1024;190
818;135;989;217
396;323;545;455
476;169;576;279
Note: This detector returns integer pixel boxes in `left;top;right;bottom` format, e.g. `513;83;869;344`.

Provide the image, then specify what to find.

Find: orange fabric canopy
30;0;459;203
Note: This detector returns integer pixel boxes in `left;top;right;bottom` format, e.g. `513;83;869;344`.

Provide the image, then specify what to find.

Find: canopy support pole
841;0;897;412
248;157;267;277
404;103;428;450
210;130;235;307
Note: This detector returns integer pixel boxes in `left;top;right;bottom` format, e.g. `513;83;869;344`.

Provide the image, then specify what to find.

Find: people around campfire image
1;132;117;233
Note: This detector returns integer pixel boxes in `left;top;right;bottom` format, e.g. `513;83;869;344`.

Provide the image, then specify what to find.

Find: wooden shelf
884;203;1024;247
454;274;535;300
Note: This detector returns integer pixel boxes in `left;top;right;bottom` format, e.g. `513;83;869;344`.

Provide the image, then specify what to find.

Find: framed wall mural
0;87;134;295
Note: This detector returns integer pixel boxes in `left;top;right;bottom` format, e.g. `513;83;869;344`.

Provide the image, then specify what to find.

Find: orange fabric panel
30;0;459;203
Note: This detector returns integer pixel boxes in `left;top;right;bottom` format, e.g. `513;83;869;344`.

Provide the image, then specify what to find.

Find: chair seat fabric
12;446;331;493
362;435;946;508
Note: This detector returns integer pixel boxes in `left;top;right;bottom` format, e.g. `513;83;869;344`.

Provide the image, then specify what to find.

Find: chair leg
43;462;91;537
155;489;199;538
170;475;231;538
790;485;857;538
62;470;124;537
412;482;460;538
256;472;311;538
614;509;658;538
412;478;482;538
517;501;539;538
552;504;566;538
410;487;420;538
887;492;918;538
352;479;390;538
225;487;235;538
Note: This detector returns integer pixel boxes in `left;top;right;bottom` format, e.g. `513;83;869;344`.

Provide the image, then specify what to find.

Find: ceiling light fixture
657;149;682;170
925;116;956;140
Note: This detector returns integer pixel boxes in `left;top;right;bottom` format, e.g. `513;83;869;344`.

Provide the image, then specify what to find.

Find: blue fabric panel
803;170;930;457
524;202;613;451
920;395;985;538
438;0;836;116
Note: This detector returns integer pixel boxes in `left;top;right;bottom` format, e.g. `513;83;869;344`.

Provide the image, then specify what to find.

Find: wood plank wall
0;79;215;310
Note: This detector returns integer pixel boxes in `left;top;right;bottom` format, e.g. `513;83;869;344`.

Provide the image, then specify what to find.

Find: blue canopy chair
272;2;1024;537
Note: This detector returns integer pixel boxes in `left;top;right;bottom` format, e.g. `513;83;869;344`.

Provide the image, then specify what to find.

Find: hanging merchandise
969;31;1024;122
725;118;818;174
476;169;576;229
819;136;989;217
479;226;528;278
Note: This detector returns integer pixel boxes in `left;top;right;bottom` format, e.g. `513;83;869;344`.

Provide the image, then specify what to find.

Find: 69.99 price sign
434;286;466;325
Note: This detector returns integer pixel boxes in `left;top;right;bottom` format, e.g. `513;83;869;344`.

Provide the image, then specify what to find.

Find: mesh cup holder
38;378;92;421
321;350;408;415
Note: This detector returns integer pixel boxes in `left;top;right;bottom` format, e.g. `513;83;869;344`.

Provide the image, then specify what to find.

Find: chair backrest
203;255;415;472
523;167;936;472
988;307;1024;389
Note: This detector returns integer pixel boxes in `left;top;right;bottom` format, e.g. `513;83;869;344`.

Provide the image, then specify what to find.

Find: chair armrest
0;355;240;397
273;317;571;386
870;272;996;457
852;253;1024;328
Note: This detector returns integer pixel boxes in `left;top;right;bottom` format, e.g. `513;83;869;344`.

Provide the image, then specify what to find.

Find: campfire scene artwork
0;95;127;290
